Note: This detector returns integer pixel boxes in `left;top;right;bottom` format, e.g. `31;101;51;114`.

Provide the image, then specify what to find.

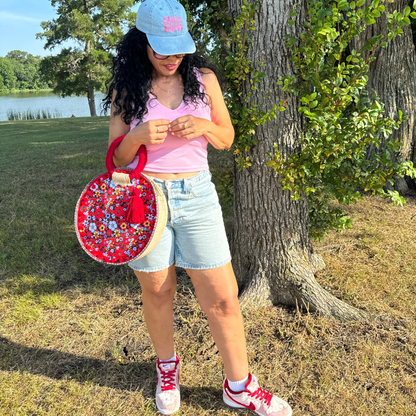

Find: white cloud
0;11;41;23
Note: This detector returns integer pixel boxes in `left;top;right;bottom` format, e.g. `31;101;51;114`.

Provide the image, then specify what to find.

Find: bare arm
200;69;234;150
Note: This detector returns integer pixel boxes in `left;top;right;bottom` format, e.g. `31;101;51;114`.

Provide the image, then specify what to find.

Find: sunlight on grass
3;275;56;296
1;275;68;326
10;294;43;325
0;371;148;416
39;293;67;308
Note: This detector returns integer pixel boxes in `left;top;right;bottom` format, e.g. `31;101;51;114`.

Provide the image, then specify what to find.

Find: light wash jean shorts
128;170;231;273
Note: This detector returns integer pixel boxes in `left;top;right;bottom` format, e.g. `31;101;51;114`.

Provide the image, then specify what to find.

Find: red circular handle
105;135;147;180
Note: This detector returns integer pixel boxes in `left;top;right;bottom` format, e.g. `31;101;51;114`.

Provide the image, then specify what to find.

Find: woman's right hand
128;119;171;146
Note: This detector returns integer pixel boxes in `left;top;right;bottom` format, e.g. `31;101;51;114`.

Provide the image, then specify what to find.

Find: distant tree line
0;50;53;92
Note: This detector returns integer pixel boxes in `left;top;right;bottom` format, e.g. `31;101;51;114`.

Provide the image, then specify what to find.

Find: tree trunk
349;0;416;194
85;39;97;117
87;78;97;117
228;0;366;319
83;0;97;117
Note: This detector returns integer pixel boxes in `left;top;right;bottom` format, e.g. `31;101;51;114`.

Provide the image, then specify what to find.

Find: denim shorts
128;170;232;273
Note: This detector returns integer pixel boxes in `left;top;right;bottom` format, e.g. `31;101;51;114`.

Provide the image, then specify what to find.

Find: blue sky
0;0;76;57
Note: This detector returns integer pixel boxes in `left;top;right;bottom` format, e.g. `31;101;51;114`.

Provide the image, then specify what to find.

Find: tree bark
84;0;97;117
349;0;416;193
87;75;97;117
228;0;366;319
85;38;97;117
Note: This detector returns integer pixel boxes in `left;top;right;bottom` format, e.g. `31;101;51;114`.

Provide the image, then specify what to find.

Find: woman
103;0;292;415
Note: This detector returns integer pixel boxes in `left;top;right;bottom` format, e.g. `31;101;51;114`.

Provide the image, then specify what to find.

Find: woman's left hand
169;115;211;140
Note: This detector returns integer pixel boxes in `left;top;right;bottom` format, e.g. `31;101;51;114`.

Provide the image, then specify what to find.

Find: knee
204;295;241;319
142;283;176;306
136;268;177;306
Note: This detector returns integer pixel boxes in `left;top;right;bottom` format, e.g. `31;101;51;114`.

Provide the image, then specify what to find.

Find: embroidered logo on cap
163;16;183;32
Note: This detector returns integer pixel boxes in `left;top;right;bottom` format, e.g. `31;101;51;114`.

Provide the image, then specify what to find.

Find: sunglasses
147;44;185;60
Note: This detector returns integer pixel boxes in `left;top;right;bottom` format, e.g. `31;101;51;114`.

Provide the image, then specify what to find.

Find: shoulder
197;68;220;95
198;68;217;85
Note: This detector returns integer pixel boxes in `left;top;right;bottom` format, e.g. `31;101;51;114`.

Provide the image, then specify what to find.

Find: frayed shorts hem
175;256;232;271
128;261;175;273
128;256;232;273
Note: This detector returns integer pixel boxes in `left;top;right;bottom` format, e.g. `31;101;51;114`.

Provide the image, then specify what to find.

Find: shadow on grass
0;337;223;410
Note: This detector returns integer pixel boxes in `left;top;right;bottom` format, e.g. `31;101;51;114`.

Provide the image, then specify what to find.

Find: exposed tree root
238;249;369;321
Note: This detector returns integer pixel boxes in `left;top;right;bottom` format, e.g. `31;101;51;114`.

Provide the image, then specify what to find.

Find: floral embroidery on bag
76;170;158;264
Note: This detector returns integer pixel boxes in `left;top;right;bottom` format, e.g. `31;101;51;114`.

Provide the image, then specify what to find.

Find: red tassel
126;187;145;224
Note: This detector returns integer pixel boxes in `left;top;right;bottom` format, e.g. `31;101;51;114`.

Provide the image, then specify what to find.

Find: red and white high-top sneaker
155;356;181;415
223;373;292;416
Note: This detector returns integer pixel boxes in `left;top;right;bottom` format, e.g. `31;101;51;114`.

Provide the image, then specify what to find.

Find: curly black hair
103;27;222;126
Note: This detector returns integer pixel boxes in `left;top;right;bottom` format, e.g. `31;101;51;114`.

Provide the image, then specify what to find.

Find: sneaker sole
156;400;180;415
223;396;245;409
223;396;293;416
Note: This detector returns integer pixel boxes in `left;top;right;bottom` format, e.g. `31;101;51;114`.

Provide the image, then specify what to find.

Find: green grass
0;117;415;415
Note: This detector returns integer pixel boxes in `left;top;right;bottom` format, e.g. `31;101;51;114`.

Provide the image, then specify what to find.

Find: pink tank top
128;70;210;173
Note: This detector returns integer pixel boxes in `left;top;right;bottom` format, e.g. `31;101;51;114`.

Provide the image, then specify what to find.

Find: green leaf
411;12;416;18
339;0;349;10
404;6;411;16
364;16;376;24
357;0;365;6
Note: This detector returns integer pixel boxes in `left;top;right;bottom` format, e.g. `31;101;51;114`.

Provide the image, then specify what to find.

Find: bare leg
186;261;249;381
134;264;177;360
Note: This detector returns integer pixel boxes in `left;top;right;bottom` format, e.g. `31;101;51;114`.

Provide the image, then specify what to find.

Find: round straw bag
75;135;167;265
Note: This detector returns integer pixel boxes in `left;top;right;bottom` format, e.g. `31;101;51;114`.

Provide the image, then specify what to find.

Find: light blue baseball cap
136;0;196;56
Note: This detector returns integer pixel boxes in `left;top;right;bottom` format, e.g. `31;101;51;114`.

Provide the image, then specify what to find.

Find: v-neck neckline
150;92;185;111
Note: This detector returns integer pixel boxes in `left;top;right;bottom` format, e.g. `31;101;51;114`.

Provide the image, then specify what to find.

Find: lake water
0;91;107;121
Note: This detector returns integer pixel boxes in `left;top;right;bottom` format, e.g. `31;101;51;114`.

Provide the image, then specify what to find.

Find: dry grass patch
314;196;416;318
